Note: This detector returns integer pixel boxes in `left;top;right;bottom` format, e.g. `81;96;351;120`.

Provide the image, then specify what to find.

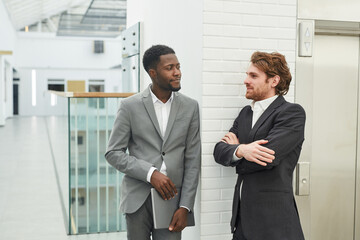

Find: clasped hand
150;171;187;232
169;207;188;232
221;132;275;166
150;170;177;200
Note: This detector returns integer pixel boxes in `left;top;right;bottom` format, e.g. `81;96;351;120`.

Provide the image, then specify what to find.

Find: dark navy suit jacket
214;96;305;240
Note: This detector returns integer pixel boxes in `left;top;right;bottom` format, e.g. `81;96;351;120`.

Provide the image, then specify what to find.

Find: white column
0;56;4;126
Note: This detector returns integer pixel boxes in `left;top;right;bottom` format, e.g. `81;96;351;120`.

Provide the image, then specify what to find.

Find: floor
0;116;127;240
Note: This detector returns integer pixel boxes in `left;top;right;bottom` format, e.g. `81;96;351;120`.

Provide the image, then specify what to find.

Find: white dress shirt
250;95;278;128
146;89;190;211
233;95;278;198
146;89;173;182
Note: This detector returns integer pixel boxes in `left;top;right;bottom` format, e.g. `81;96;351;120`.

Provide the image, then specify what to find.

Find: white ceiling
3;0;91;30
2;0;127;37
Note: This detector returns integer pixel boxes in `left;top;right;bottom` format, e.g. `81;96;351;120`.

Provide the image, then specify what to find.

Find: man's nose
174;68;181;76
244;76;250;84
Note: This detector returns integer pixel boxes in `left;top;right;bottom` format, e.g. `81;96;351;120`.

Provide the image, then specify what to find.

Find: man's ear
271;75;280;87
149;69;157;80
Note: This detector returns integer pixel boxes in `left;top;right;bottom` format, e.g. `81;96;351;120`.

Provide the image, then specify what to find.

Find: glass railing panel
44;94;70;234
69;97;126;234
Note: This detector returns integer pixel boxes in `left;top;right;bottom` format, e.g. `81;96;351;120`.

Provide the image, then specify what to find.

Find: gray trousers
126;195;181;240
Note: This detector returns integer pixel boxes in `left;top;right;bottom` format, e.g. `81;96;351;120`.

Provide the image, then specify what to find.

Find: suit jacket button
162;152;165;156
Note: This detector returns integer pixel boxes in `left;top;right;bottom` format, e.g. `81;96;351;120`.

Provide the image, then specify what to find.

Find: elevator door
309;34;359;239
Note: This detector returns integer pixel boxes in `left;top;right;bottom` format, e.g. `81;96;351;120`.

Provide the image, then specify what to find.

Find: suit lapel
244;107;253;135
248;96;285;141
163;92;181;143
239;106;253;144
142;87;163;139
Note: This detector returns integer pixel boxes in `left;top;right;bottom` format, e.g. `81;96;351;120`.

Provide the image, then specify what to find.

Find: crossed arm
221;132;275;166
215;104;305;173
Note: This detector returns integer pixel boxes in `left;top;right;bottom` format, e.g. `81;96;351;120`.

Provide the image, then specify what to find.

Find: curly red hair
251;51;292;96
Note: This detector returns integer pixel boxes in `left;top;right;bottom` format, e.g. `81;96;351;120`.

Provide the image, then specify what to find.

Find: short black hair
142;45;175;72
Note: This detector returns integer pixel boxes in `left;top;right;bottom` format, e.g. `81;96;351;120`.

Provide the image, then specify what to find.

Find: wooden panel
72;92;135;98
67;80;86;92
0;51;13;55
49;90;135;98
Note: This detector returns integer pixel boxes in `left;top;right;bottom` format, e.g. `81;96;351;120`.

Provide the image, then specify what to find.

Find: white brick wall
201;0;297;239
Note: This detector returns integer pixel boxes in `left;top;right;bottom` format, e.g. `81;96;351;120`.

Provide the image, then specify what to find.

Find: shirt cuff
147;167;157;183
180;206;190;212
232;146;241;162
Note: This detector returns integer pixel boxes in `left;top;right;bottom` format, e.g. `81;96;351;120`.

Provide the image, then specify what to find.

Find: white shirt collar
251;95;278;112
150;87;174;104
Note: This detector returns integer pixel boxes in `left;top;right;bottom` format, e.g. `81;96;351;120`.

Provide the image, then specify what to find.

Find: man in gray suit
105;45;201;240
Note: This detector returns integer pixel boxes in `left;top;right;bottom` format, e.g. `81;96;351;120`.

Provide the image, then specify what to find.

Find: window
48;79;64;106
88;79;105;108
88;79;105;92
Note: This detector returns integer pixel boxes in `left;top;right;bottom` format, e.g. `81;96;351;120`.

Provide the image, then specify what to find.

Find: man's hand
150;170;177;200
169;207;188;232
221;132;240;144
236;140;275;166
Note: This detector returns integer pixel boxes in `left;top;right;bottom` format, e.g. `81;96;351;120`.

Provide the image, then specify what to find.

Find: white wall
15;33;123;116
0;1;16;54
18;68;122;116
16;33;123;69
201;0;297;239
127;0;203;105
127;1;203;239
0;0;16;125
298;0;360;22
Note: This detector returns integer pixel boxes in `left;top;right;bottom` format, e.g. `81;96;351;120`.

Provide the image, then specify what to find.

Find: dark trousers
126;195;181;240
233;216;247;240
232;196;246;240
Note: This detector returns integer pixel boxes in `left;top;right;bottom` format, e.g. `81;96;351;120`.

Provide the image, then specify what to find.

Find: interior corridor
0;116;126;240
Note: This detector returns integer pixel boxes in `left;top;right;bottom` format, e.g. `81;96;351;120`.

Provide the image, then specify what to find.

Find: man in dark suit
213;51;305;240
106;45;201;240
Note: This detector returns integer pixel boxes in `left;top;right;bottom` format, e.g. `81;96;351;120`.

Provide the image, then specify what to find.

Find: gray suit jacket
105;86;201;214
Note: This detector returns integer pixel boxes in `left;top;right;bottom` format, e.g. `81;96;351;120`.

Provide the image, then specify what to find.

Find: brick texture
201;0;297;238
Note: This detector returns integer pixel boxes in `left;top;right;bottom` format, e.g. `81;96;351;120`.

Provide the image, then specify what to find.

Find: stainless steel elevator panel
296;162;310;196
296;29;360;240
311;34;359;240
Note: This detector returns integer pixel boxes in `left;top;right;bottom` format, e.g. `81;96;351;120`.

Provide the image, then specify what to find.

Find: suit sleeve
179;102;201;212
213;112;242;167
238;104;305;174
105;100;153;183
